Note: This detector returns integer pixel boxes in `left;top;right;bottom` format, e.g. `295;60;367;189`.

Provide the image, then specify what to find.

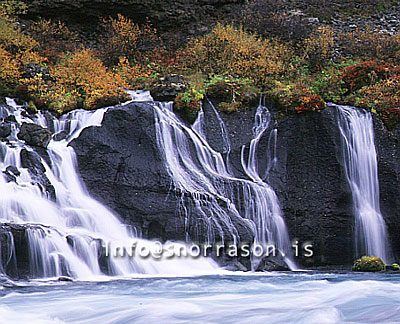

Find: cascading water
335;104;391;262
0;94;220;280
241;100;295;269
154;98;296;269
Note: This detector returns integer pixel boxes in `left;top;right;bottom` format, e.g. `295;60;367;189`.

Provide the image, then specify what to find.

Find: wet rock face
0;223;31;278
262;109;355;267
373;118;400;261
193;104;398;267
71;101;399;269
70;102;254;253
20;149;56;200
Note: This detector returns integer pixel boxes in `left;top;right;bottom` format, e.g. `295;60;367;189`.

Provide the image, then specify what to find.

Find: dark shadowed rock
17;122;52;148
53;130;69;142
23;63;52;82
2;165;21;183
255;255;290;271
70;102;254;268
0;123;11;139
0;223;31;278
4;115;17;124
373;115;400;261
20;149;56;200
70;100;399;269
25;0;244;38
258;108;354;267
58;276;74;282
5;165;20;177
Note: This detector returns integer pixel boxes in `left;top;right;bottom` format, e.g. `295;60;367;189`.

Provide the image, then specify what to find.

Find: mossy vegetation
385;263;400;271
352;256;385;272
0;0;399;127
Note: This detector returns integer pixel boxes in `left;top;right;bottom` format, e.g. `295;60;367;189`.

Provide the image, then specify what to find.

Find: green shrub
386;263;400;271
267;81;326;114
174;88;205;124
302;26;335;70
206;75;259;113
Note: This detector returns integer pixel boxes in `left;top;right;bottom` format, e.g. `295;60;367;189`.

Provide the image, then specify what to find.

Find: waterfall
241;100;296;270
0;94;220;280
335;104;391;262
154;98;296;269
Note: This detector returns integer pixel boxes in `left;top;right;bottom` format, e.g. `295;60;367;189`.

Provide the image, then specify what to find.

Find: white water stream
335;104;390;262
0;94;220;280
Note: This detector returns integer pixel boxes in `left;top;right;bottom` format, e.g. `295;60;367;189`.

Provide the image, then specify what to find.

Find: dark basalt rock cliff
260;108;355;267
25;0;243;36
0;223;33;278
71;103;185;241
70;102;254;252
374;119;400;260
71;101;400;269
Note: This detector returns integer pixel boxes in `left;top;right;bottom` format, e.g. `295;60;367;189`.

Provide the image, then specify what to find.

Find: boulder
23;63;52;82
352;256;385;272
2;165;21;183
17;122;52;148
385;263;400;271
255;255;290;271
150;74;188;102
53;130;69;142
6;166;21;177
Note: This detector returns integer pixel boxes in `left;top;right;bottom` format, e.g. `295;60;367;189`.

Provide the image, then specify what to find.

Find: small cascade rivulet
154;97;296;269
335;104;391;262
0;94;221;280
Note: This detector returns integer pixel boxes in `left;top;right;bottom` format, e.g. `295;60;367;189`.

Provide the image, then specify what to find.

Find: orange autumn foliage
179;24;294;87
